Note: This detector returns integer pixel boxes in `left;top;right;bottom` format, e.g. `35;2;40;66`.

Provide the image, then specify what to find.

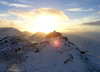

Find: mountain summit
0;31;100;72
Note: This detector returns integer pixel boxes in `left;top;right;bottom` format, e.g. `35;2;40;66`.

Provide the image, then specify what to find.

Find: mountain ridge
0;27;33;39
0;31;100;72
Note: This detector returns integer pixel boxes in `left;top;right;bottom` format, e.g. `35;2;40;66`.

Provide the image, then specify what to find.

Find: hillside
29;31;46;43
0;31;100;72
63;34;100;56
0;27;33;39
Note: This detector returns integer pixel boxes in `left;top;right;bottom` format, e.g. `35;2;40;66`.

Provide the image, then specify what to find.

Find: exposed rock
80;51;85;54
64;54;74;64
63;36;68;41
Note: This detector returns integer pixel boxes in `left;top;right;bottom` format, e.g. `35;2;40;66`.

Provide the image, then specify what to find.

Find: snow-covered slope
63;34;100;56
0;36;34;62
0;27;32;39
0;32;100;72
76;32;100;41
29;31;46;43
0;35;37;72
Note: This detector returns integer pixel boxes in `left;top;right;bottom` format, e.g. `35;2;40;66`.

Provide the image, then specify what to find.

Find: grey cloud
81;20;100;25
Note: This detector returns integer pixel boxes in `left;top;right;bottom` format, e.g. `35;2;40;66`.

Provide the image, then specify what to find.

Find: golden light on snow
34;16;56;33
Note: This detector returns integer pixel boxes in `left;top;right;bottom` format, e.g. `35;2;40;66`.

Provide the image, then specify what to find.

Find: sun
34;16;56;33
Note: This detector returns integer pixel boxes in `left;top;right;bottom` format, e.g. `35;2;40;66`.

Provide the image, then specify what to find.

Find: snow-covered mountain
29;31;46;43
0;31;100;72
63;34;100;56
76;32;100;41
0;35;35;62
0;27;32;39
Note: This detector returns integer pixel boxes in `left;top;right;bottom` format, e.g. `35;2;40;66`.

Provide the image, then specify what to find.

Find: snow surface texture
0;34;100;72
64;34;100;56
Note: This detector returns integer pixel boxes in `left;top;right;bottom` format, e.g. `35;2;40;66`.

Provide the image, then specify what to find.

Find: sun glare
34;16;56;33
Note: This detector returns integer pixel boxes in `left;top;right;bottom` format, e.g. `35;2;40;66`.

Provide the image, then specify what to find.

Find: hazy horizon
0;27;100;42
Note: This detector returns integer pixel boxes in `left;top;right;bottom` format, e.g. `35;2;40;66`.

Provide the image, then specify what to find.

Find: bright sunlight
34;16;56;33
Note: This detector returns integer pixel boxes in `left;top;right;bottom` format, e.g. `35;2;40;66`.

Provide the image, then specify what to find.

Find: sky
0;0;100;33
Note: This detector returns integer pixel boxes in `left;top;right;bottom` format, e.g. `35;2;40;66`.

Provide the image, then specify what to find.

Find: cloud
0;18;37;31
8;8;70;21
81;20;100;26
93;11;100;14
0;19;16;27
65;8;94;11
0;1;31;7
66;0;91;6
15;0;34;4
0;13;9;17
66;2;85;7
66;2;80;6
0;18;26;30
65;15;100;27
66;28;77;30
